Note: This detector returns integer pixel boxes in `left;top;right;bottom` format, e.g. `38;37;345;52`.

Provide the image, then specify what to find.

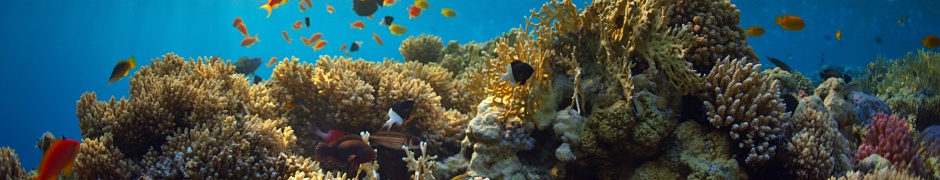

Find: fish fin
775;15;783;24
260;4;273;18
254;34;260;42
128;56;136;68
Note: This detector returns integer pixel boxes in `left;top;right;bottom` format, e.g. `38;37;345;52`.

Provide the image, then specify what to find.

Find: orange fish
260;0;289;18
34;138;80;180
340;43;347;51
303;0;312;7
924;35;940;49
372;32;384;45
313;40;328;51
232;17;243;27
237;23;249;37
350;20;366;30
282;30;292;44
300;2;307;12
308;33;323;43
300;36;312;46
326;5;335;13
745;26;764;37
210;56;221;64
384;0;397;6
241;34;261;48
408;6;422;19
267;57;279;67
775;14;805;31
292;20;303;30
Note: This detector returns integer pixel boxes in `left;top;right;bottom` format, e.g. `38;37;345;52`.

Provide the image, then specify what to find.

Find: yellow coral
0;147;26;179
74;133;139;179
862;50;940;131
400;34;444;64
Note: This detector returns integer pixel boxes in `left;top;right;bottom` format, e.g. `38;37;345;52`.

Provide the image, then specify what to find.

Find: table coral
400;34;444;64
856;113;918;170
75;53;343;179
701;57;791;167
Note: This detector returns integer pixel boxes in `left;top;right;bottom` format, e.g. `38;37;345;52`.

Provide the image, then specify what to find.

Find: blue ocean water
0;0;936;171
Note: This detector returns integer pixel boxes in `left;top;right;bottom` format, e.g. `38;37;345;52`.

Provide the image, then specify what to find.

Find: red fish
260;0;289;18
300;36;312;46
282;30;292;44
372;32;384;46
314;129;350;143
232;17;243;27
312;40;328;51
305;32;323;45
34;138;80;180
315;135;376;167
292;20;303;30
340;43;347;51
267;57;279;67
241;34;261;48
236;23;249;37
408;5;422;19
350;20;365;30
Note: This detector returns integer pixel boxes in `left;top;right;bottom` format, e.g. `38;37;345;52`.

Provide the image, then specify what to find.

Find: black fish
782;93;799;113
352;0;383;17
379;16;394;26
875;37;883;45
253;75;263;85
499;60;535;86
349;41;362;52
766;57;792;72
382;99;415;130
315;135;376;167
234;56;262;75
820;68;853;83
305;17;310;28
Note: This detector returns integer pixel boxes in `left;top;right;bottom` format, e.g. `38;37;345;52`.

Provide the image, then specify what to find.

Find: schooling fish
108;56;137;85
766;57;792;72
315;135;376;167
498;60;535;87
234;56;262;75
34;138;80;180
378;16;394;26
382;99;415;131
259;0;289;18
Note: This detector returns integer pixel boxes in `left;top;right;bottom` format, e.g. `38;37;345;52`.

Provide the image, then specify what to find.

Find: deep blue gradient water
0;0;936;170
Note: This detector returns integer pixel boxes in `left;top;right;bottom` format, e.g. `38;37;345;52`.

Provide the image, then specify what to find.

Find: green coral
860;50;940;131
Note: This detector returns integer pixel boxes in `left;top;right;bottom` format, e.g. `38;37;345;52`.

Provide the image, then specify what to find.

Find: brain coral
702;57;791;167
856;113;918;170
400;34;444;64
75;53;340;178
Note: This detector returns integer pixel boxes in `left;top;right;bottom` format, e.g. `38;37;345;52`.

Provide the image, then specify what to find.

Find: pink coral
856;113;917;169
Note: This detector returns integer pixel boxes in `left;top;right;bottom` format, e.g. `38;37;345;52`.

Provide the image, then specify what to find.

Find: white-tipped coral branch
402;141;438;180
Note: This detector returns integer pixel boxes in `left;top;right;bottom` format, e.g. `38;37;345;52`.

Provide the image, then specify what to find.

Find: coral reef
701;57;791;167
631;121;747;179
764;67;813;95
400;34;444;64
860;50;940;131
75;53;343;179
0;147;26;179
916;125;940;179
402;141;438;180
852;92;892;124
814;78;860;135
463;97;535;179
669;0;759;74
784;96;853;179
829;167;924;180
856;113;919;170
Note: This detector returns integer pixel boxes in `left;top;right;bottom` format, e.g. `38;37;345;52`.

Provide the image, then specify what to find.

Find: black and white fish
349;41;363;52
378;16;394;26
498;60;535;86
382;99;414;131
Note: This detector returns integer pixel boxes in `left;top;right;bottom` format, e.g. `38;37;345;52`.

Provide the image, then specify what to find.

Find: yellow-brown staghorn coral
76;53;341;179
669;0;759;73
402;142;438;180
702;57;791;167
400;34;444;64
860;50;940;131
0;147;26;179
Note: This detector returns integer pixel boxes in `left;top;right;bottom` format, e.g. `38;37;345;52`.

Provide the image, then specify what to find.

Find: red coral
855;113;917;168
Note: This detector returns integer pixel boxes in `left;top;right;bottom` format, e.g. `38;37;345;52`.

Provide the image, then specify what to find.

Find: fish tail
260;4;273;18
254;34;260;42
128;56;137;68
774;16;783;24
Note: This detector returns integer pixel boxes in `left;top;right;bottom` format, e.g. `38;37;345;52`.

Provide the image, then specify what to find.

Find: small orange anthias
775;14;805;31
408;5;422;19
34;137;81;180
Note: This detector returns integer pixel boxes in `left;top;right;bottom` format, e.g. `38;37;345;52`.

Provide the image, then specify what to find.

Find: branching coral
856;113;918;170
702;57;791;167
75;53;342;179
860;50;940;131
400;34;444;64
669;0;759;73
784;96;852;179
0;147;26;179
829;167;925;180
402;142;438;180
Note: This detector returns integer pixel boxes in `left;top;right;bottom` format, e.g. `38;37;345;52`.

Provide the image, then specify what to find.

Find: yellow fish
414;0;429;9
389;24;407;36
441;8;456;18
836;30;842;41
108;56;137;85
